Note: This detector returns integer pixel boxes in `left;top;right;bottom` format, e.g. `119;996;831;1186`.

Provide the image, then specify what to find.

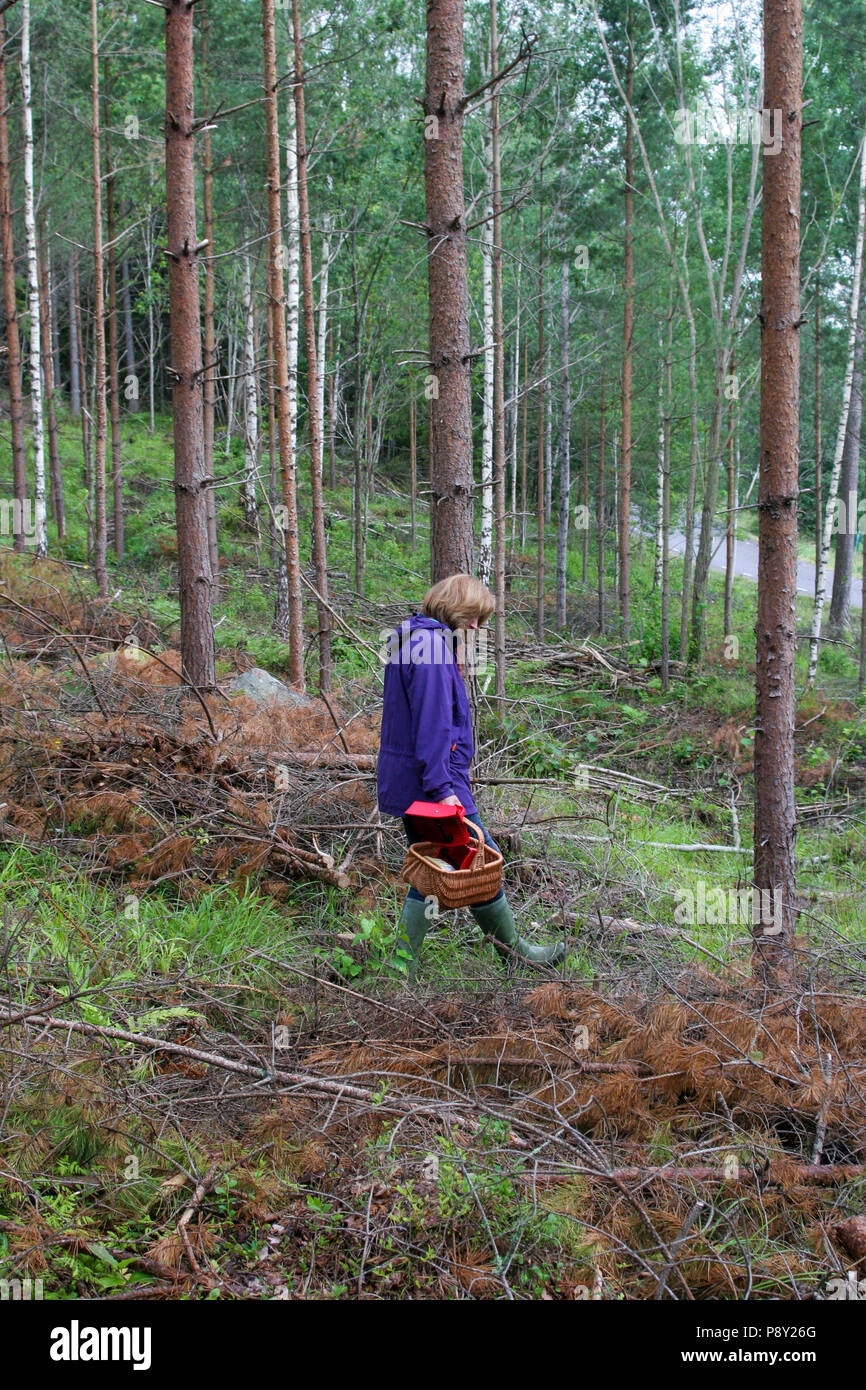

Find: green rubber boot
396;894;433;983
471;895;565;969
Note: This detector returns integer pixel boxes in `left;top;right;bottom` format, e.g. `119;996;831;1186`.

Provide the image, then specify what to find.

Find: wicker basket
401;820;503;909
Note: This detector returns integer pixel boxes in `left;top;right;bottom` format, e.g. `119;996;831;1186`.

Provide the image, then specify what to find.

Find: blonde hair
421;574;495;629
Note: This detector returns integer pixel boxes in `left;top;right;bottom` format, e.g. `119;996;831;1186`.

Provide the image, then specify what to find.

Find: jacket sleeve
406;637;456;802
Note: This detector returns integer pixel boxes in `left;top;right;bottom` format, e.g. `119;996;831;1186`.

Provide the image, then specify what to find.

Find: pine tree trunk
754;0;801;986
597;371;606;634
241;253;261;538
813;270;822;582
581;416;589;586
619;14;634;643
327;326;337;490
808;117;866;684
121;258;139;412
520;334;528;551
165;0;215;687
828;242;865;636
351;229;365;595
536;185;545;639
200;0;219;599
424;0;474;581
69;250;81;418
49;250;62;394
292;0;331;693
75;258;93;549
105;74;123;562
724;343;737;637
409;390;417;548
38;227;62;537
509;270;520;565
89;0;109;595
654;325;664;590
490;0;506;703
555;262;570;629
544;349;553;527
0;16;27;553
21;0;47;557
262;0;303;687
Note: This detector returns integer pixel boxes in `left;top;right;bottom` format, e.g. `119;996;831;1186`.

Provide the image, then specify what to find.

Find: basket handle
469;821;486;869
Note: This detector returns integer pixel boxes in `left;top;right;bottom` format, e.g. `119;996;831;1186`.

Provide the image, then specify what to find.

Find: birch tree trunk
555;262;570;629
105;77;123;562
241;253;261;538
424;0;474;581
21;0;47;557
263;0;304;687
808;120;866;684
490;0;506;704
89;0;109;595
285;97;300;463
754;0;801;986
654;324;664;590
619;12;634;642
478;111;494;588
661;281;673;692
316;205;332;465
292;0;332;693
165;0;215;687
0;14;27;551
828;241;865;636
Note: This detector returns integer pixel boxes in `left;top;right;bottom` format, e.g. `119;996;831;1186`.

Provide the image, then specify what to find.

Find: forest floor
0;409;864;1300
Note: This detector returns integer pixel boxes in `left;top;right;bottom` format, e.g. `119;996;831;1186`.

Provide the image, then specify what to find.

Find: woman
377;573;565;981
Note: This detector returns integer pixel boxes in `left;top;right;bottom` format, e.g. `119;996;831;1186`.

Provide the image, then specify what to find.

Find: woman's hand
438;795;463;807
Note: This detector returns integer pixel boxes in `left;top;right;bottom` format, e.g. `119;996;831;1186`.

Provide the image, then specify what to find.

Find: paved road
667;531;862;611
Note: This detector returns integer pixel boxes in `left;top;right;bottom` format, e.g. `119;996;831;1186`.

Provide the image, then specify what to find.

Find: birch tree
555;261;571;629
262;0;304;687
241;253;261;538
1;13;26;551
808;121;866;684
20;0;47;557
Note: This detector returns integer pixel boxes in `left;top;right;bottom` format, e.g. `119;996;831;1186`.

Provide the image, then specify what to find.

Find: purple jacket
377;613;477;817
